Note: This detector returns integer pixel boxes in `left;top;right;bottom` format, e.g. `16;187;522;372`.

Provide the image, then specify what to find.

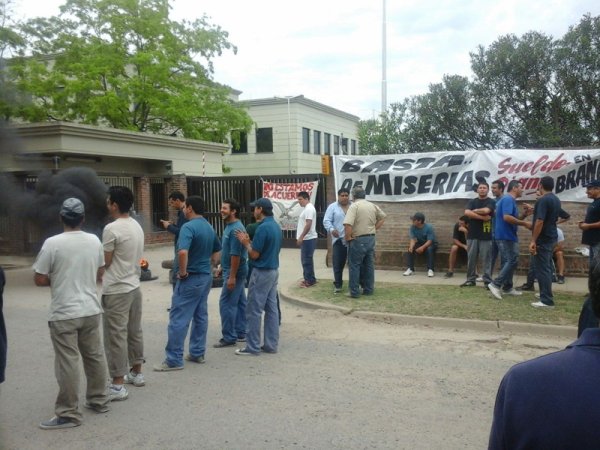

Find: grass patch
292;282;585;326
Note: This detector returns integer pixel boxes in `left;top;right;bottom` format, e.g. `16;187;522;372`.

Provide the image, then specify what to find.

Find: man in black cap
403;212;437;277
33;198;110;429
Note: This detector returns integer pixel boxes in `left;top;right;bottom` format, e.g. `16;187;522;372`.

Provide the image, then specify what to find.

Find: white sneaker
476;277;484;282
124;370;145;387
108;384;129;401
503;289;522;296
531;301;554;308
488;283;502;300
427;270;434;277
403;268;414;276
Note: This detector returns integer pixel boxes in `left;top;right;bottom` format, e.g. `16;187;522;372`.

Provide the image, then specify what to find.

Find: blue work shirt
252;216;282;270
409;223;437;245
494;195;518;242
323;201;350;245
221;220;247;272
177;217;221;274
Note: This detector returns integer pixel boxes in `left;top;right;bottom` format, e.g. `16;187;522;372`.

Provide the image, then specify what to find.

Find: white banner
262;181;319;230
333;149;600;203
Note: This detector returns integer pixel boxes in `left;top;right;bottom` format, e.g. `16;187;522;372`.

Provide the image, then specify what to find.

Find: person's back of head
540;176;555;193
186;196;205;215
352;187;366;200
108;186;134;214
60;197;85;229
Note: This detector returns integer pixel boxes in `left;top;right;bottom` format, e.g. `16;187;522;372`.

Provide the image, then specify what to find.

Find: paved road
0;246;576;449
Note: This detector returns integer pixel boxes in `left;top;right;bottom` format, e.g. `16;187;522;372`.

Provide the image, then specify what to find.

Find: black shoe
213;339;236;348
460;281;476;287
557;275;565;284
444;272;453;278
260;345;277;354
520;283;534;291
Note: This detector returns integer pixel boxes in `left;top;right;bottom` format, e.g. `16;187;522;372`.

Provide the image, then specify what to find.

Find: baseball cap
249;198;273;211
585;179;600;188
411;212;425;222
60;197;85;218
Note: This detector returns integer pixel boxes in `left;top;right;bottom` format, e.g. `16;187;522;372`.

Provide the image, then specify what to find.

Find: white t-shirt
557;227;565;243
296;202;317;240
102;217;144;295
33;231;104;321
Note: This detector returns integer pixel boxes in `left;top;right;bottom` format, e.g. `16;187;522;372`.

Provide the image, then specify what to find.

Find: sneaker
333;287;342;294
213;339;236;348
460;281;476;287
260;345;277;354
184;354;205;364
39;416;80;430
520;283;535;291
235;347;259;356
531;301;554;308
124;370;145;387
427;270;434;277
444;272;453;278
153;361;185;371
503;289;522;296
237;336;246;343
557;275;565;284
476;277;484;282
403;268;414;276
84;402;110;413
488;283;502;300
535;293;540;298
108;384;129;401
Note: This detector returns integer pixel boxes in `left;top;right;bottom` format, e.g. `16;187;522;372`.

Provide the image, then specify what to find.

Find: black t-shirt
452;222;467;245
532;193;561;244
466;197;495;240
582;198;600;246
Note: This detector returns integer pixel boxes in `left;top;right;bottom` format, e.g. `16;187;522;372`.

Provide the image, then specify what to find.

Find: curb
279;285;577;339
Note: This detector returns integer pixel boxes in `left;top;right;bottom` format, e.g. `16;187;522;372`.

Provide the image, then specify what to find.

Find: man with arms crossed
102;186;145;400
296;191;318;288
155;196;221;370
323;188;351;294
34;198;109;429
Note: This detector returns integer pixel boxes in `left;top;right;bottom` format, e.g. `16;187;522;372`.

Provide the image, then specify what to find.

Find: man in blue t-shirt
488;181;531;300
403;212;438;277
235;198;282;355
214;198;248;348
155;196;221;371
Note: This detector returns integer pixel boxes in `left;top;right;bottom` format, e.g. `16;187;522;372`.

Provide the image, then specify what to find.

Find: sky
12;0;600;120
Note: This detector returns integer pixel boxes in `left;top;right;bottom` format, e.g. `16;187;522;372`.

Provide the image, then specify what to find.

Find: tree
0;0;26;120
358;102;408;154
7;0;253;141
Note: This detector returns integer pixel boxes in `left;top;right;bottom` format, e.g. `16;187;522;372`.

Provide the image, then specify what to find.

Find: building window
351;139;357;155
341;137;348;155
231;130;248;154
302;127;310;153
256;127;273;153
324;133;331;155
313;130;321;155
334;135;340;155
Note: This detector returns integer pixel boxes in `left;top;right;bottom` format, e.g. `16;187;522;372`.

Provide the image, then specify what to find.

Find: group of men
32;188;283;430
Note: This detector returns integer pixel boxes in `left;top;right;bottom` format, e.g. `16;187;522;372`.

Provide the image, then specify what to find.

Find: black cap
411;212;425;222
585;180;600;188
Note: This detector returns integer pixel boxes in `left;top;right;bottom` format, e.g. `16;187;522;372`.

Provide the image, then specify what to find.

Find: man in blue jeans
403;212;437;277
214;198;248;348
235;198;282;355
487;181;531;300
323;188;351;293
154;196;221;370
529;176;561;308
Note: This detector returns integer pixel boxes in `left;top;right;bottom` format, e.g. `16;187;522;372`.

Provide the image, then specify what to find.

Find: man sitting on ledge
403;212;438;278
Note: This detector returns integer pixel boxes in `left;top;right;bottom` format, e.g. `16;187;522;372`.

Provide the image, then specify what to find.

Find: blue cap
250;198;273;211
60;198;85;218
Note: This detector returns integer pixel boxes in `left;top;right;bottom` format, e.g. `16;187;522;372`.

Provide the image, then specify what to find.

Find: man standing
490;179;505;276
403;212;437;277
155;196;221;370
461;182;495;287
296;191;318;288
235;198;282;355
33;198;109;429
487;181;531;300
102;186;145;400
343;187;386;299
214;198;248;348
529;176;561;308
323;188;351;293
445;216;469;278
578;179;600;261
160;191;187;290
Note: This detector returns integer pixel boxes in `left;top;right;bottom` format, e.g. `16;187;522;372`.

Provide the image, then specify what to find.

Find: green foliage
4;0;252;140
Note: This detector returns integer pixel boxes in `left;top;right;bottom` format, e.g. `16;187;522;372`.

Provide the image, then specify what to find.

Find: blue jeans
493;240;518;291
332;239;348;289
526;255;536;286
348;235;375;297
534;241;556;306
246;268;279;353
301;238;317;284
165;273;212;366
406;242;437;271
219;266;248;343
490;239;499;276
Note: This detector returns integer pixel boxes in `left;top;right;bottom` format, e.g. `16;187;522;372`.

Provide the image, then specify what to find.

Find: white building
223;95;360;176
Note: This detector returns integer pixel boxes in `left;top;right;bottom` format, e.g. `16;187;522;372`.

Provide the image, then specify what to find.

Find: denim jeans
466;239;492;283
332;239;348;289
493;240;519;291
246;268;279;353
526;255;536;286
534;241;556;305
406;242;437;271
301;238;317;284
165;273;212;366
219;266;248;343
490;239;499;276
348;235;375;297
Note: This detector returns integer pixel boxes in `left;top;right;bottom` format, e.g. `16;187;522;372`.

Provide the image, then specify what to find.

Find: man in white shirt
296;191;318;288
